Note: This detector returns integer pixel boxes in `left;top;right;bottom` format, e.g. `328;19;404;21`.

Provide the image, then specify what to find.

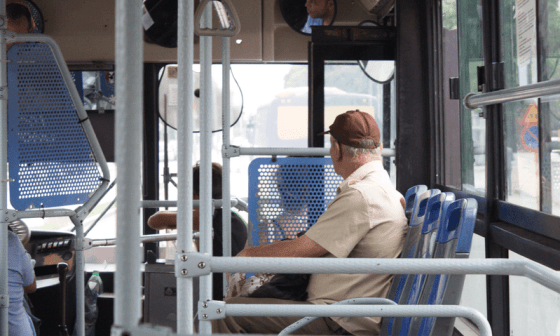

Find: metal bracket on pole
194;0;241;37
0;86;7;101
0;295;8;308
81;238;93;251
198;300;226;320
73;205;90;221
174;252;211;278
222;145;240;158
4;209;16;222
1;29;15;43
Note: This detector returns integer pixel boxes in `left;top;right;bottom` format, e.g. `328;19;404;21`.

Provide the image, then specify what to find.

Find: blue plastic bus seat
7;42;103;210
379;189;442;336
247;157;343;246
4;39;110;336
407;198;478;336
393;192;456;336
404;185;428;219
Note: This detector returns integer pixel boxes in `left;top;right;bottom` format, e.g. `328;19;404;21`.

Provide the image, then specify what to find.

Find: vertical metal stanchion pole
114;0;143;330
0;1;8;335
222;37;232;290
176;0;195;333
199;3;213;334
72;216;86;336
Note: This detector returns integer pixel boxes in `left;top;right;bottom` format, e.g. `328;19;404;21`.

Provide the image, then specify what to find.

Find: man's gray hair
340;139;381;160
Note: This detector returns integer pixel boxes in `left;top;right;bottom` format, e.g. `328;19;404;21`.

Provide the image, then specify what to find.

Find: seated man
148;162;248;300
213;110;407;335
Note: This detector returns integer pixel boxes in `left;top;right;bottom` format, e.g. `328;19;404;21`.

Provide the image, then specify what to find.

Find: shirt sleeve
21;251;34;287
304;189;371;258
9;232;34;286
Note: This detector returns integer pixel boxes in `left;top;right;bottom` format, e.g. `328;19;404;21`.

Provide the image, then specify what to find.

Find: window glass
442;0;461;188
71;71;116;111
509;251;560;335
536;0;560;214
457;0;485;194
323;62;396;184
458;234;487;317
158;64;298;206
501;0;540;210
158;63;396;205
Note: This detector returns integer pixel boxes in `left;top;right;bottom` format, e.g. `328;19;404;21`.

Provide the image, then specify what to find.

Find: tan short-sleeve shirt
305;160;408;335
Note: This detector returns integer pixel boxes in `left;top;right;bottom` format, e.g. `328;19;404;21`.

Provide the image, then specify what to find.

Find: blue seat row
380;185;478;336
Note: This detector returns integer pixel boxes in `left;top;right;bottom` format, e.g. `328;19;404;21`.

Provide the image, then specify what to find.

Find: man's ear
331;139;340;156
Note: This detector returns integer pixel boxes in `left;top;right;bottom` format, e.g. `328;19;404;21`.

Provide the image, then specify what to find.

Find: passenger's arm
22;251;36;293
236;235;328;258
147;210;200;231
24;277;36;293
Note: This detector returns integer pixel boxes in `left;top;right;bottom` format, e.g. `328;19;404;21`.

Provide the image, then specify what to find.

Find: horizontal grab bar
209;257;560;295
87;231;201;247
234;147;395;157
227;304;491;336
464;79;560;109
141;199;240;209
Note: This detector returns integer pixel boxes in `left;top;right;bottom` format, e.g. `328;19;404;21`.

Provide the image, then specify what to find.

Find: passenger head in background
305;0;335;26
6;2;33;51
321;110;382;179
6;2;33;34
147;162;224;230
193;162;223;201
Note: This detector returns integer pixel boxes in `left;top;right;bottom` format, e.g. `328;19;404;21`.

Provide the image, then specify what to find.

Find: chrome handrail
463;79;560;109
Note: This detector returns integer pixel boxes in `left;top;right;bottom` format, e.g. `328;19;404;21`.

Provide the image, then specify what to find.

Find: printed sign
516;0;537;68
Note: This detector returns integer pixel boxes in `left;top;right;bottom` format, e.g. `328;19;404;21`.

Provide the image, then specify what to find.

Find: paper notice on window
516;0;537;68
168;83;178;106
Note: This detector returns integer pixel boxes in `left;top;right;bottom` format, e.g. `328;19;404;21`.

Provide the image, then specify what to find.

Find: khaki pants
211;297;349;335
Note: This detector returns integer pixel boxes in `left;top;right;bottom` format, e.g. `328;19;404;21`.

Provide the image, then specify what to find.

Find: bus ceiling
33;0;388;63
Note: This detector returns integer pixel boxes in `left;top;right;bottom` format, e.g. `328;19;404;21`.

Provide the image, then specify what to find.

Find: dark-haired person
148;162;248;300
5;1;35;50
212;110;407;335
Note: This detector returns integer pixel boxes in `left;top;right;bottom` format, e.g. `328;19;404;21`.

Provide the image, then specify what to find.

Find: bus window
71;71;116;112
158;62;396;203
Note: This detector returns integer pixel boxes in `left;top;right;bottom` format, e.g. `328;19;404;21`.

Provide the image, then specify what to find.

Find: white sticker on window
168;83;178;106
143;11;155;31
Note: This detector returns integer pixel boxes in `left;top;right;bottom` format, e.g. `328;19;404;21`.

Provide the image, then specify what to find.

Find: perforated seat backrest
379;189;441;336
408;198;478;336
7;42;102;210
404;185;427;219
248;157;343;246
394;192;455;336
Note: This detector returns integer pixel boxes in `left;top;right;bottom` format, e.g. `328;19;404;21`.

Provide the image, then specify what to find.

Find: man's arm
147;210;200;231
236;235;328;258
24;277;36;293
